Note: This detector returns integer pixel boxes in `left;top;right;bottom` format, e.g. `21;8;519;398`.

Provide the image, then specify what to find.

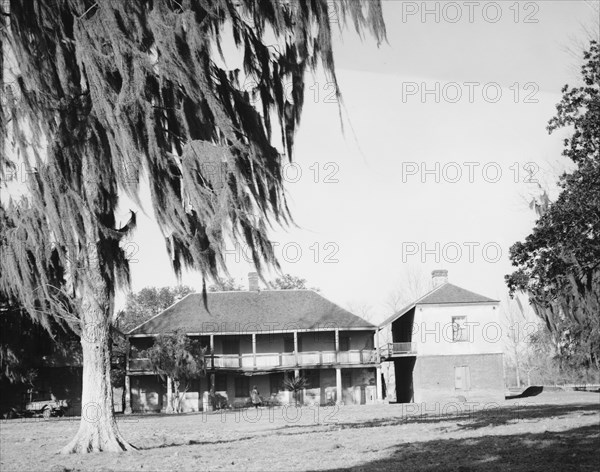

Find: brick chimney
432;269;448;288
248;272;259;291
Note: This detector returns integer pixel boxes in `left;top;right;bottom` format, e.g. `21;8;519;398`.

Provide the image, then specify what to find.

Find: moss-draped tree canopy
0;0;386;321
0;0;386;453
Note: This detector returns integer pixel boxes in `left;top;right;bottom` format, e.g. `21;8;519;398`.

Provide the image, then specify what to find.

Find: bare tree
345;301;375;324
385;265;430;313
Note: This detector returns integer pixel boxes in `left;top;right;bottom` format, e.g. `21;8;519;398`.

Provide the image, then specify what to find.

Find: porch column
166;376;173;413
293;331;298;366
375;329;381;363
124;374;132;414
336;368;342;405
376;366;382;401
124;339;132;414
210;334;215;369
252;333;257;367
334;329;339;363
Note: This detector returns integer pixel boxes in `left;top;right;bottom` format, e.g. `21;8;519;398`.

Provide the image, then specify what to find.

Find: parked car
24;392;68;418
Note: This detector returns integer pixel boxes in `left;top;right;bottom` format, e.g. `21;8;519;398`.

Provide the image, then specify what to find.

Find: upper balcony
128;329;378;373
379;342;416;359
128;349;378;373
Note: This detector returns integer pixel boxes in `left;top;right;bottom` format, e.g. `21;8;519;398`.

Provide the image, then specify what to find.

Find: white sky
4;1;595;324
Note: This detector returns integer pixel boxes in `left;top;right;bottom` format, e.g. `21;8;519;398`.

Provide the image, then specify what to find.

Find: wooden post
124;339;132;414
293;331;298;366
376;366;382;401
166;376;173;413
252;333;257;367
336;368;342;405
124;374;132;414
335;329;339;364
210;334;215;369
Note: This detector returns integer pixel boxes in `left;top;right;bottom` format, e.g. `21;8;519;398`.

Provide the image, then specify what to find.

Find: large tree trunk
514;347;521;388
60;282;135;453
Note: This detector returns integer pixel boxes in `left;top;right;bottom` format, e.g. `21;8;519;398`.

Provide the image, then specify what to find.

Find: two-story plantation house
125;275;381;413
378;270;504;404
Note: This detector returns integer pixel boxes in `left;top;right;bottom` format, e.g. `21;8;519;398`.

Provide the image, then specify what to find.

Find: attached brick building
378;270;504;404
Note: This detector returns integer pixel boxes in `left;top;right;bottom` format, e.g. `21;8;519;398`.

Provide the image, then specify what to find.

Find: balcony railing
379;342;416;358
128;358;153;371
128;349;377;372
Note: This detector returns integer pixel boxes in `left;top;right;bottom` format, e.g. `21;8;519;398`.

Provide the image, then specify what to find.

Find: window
222;336;240;354
270;373;284;394
214;374;227;392
454;365;471;390
283;334;295;352
452;316;469;342
339;334;350;351
341;371;352;389
303;370;320;388
234;376;250;397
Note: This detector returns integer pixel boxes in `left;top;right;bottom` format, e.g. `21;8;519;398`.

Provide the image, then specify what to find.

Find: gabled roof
379;283;498;328
129;290;375;336
419;283;498;305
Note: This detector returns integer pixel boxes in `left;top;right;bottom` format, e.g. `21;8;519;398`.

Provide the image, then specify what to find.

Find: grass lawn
0;391;598;471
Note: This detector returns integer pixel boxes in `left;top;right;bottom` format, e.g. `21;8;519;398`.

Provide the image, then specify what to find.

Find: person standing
250;385;261;409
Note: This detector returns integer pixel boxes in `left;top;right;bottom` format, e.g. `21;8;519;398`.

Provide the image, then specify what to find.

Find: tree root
59;426;137;454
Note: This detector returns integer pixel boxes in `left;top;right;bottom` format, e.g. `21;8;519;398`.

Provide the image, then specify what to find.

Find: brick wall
412;353;504;404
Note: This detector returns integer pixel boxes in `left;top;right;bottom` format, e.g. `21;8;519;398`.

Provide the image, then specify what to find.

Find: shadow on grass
271;402;600;434
133;401;599;452
317;424;600;472
505;385;544;400
136;435;257;450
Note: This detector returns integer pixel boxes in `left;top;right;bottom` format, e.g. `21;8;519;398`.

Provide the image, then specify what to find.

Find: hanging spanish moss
0;0;386;453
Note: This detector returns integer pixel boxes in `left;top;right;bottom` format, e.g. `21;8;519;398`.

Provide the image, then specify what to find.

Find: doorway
394;357;416;403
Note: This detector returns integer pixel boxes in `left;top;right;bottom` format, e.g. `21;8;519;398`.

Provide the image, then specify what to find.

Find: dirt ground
0;391;598;471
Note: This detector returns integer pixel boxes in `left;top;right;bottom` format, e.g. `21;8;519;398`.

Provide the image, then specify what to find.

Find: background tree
143;332;206;414
385;265;430;315
506;40;600;379
501;297;528;388
500;296;561;387
208;277;243;292
271;274;308;290
522;326;561;386
345;301;374;323
0;0;385;452
0;294;40;386
117;286;194;333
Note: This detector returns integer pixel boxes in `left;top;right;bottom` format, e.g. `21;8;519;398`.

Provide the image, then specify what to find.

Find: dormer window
452;316;468;342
